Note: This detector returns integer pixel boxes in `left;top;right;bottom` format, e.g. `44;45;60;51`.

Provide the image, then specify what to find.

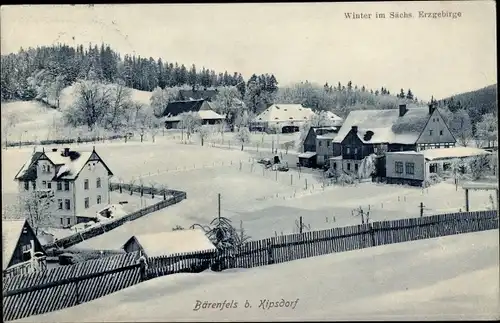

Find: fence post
139;256;148;281
75;279;81;305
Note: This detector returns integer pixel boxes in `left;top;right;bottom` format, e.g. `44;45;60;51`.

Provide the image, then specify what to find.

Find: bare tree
475;113;498;148
1;112;18;148
236;127;251;151
150;87;177;117
196;125;212;146
64;80;112;130
147;117;163;143
466;154;491;181
48;75;66;109
105;80;133;131
18;190;56;235
179;112;202;141
215;120;227;141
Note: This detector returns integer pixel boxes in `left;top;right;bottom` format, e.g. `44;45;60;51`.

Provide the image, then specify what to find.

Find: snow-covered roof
386;147;491;161
2;219;27;270
421;147;491;161
333;107;431;144
317;133;338;140
124;229;217;258
254;104;315;123
163;110;225;122
197;110;225;120
298;152;317;158
323;111;343;122
14;148;112;181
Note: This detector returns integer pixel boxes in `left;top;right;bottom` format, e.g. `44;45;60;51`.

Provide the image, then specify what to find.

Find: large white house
251;104;343;133
14;147;114;228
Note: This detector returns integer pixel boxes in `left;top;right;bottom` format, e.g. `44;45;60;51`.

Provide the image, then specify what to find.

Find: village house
384;147;492;186
14;147;114;228
330;103;457;174
161;99;225;129
298;126;341;168
251;104;315;133
122;228;217;258
2;219;47;278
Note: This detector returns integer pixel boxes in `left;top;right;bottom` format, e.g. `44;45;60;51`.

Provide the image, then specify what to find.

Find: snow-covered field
17;230;500;322
4;136;495;249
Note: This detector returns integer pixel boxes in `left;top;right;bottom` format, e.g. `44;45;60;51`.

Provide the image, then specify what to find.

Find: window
22;244;31;261
42;165;46;172
354;148;358;154
58;199;63;210
327;141;330;147
67;218;71;225
32;181;36;189
65;199;71;210
97;195;102;204
84;179;89;190
333;162;337;170
405;162;415;175
96;178;101;188
47;165;51;172
346;147;350;154
57;182;62;191
374;147;378;154
42;180;47;188
64;182;70;191
60;218;64;225
318;141;322;147
429;163;437;173
347;163;351;171
47;182;52;189
354;163;359;172
88;163;91;170
439;130;443;136
395;161;404;174
24;181;29;191
443;163;451;171
429;130;433;136
84;197;90;209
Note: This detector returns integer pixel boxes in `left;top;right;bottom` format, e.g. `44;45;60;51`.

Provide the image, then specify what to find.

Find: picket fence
145;210;498;277
2;252;142;322
2;210;497;321
43;189;187;250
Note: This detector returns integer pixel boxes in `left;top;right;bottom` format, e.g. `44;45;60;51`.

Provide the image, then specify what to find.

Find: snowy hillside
18;230;499;322
58;83;153;112
1;100;64;142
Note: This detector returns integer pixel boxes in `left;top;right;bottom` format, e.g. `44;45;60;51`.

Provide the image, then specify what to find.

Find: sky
0;2;497;100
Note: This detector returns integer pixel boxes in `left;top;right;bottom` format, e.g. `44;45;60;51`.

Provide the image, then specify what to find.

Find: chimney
63;147;70;157
351;125;358;133
399;104;407;117
428;103;436;115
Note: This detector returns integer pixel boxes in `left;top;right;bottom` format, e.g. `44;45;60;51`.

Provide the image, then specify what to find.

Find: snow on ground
1;101;64;143
18;230;500;322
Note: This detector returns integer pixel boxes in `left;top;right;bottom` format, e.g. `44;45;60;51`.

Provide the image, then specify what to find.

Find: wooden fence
2;252;142;322
145;210;498;277
43;189;187;250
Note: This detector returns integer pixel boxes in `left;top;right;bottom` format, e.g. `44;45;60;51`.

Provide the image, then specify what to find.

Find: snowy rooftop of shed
124;229;217;258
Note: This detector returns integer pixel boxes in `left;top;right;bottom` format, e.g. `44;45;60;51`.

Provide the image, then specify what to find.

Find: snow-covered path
17;230;499;322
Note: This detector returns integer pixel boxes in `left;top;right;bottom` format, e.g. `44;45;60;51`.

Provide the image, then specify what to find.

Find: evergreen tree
406;88;414;100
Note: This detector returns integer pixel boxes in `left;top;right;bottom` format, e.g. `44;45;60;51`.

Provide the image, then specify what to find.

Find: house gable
303;127;317;151
416;108;456;145
3;220;46;270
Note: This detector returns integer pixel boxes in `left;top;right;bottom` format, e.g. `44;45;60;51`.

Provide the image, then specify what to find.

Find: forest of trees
0;43;248;102
1;42;495;147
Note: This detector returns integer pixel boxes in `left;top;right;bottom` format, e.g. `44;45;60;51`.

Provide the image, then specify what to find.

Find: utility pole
419;202;424;217
299;216;303;234
360;207;365;224
218;193;221;221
